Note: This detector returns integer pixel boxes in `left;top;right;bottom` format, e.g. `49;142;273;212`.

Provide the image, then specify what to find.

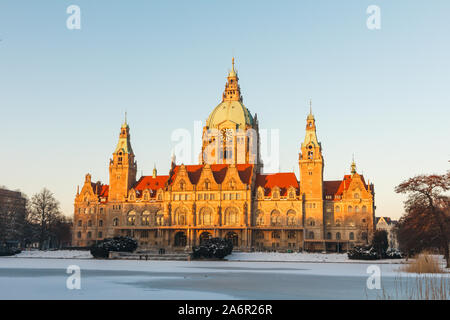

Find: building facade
376;217;398;249
0;188;27;248
72;60;376;252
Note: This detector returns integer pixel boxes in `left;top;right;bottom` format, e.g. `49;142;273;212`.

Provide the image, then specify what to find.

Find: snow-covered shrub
347;245;379;260
0;247;21;256
192;238;233;259
90;236;137;258
385;248;403;259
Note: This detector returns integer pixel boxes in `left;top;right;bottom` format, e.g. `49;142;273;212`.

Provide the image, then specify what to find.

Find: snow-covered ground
12;250;405;264
0;256;448;299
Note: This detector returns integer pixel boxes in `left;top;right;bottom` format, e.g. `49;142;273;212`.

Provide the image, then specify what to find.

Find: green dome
206;100;254;129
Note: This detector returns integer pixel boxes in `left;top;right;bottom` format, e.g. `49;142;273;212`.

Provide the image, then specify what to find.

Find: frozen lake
1;257;442;299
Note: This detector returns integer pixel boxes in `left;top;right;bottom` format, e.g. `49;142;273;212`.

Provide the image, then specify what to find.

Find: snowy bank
13;250;93;259
227;252;406;264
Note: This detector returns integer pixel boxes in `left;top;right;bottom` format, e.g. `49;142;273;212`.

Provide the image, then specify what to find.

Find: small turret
153;164;157;178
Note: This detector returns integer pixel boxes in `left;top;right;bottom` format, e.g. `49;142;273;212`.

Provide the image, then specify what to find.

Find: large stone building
0;188;27;247
72;60;375;252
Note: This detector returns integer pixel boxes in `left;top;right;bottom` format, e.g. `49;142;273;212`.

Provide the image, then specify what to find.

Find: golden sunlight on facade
73;60;375;252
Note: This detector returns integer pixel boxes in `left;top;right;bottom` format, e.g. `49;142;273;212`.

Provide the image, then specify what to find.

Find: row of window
77;220;104;227
257;190;296;200
77;231;102;239
172;192;243;201
334;205;368;213
78;207;105;214
306;231;367;241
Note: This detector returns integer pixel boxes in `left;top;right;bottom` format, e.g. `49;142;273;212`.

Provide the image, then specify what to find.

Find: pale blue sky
1;1;449;219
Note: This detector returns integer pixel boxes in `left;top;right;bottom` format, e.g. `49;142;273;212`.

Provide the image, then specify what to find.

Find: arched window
156;212;164;226
174;232;187;247
113;217;119;226
255;211;264;226
288;190;295;199
199;207;212;225
271;231;281;239
88;220;92;227
77;220;82;227
288;231;296;239
307;218;315;227
174;207;187;225
362;205;367;213
225;232;239;247
349;232;355;240
348;206;353;213
287;210;296;226
354;193;360;199
179;180;185;191
361;232;368;241
326;232;332;240
257;190;264;199
87;231;92;239
270;210;281;226
308;231;314;239
272;189;279;199
204;180;211;190
141;211;150;225
336;232;341;240
143;192;149;201
335;206;340;213
224;207;238;225
355;206;360;213
77;231;81;238
127;211;136;226
229;179;236;190
255;231;264;239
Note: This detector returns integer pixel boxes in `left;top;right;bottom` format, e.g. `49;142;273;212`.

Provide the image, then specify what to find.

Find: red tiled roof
169;164;254;185
91;183;109;198
324;174;369;197
98;185;109;198
134;175;170;191
255;172;299;196
323;180;341;196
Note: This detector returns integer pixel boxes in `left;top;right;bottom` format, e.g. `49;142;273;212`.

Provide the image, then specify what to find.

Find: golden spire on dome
223;57;241;102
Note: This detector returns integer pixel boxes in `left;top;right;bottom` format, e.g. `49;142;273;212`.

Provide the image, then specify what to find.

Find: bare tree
395;172;450;268
28;188;62;250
